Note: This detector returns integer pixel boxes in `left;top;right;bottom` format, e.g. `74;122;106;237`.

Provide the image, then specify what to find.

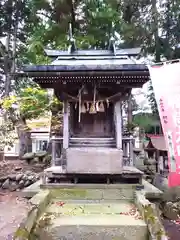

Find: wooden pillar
155;150;159;173
63;100;69;149
123;142;128;157
51;138;56;166
122;141;125;156
69;103;74;137
129;136;134;166
114;100;122;149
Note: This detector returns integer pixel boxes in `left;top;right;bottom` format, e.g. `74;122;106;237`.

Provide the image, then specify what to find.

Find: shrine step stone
69;137;116;148
41;183;139;201
39;201;148;240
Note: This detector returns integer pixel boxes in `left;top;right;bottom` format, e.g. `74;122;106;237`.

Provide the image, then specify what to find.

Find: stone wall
0;171;40;191
135;191;168;240
14;190;50;239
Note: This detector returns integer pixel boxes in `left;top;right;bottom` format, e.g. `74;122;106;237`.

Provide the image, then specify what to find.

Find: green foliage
0;0;180;64
18;0;156;63
126;122;137;132
133;112;159;132
2;87;48;119
80;0;122;48
2;86;62;121
19;87;49;119
51;97;63;113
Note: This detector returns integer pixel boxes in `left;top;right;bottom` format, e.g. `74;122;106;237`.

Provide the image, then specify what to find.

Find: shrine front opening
70;101;114;138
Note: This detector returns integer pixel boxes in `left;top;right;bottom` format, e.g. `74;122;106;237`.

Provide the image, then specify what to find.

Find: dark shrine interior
70;102;115;138
54;82;128;138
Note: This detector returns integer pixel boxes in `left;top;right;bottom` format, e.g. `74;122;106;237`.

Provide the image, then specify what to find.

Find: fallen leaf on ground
56;201;65;207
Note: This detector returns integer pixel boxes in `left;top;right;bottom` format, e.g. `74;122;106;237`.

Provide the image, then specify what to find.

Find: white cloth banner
148;62;180;187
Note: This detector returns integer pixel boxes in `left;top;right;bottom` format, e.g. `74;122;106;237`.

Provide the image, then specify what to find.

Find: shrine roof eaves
22;63;148;73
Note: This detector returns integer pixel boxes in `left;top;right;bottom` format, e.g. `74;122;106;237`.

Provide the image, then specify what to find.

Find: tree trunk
165;0;172;60
4;0;13;97
152;0;160;62
16;119;32;158
4;0;18;97
68;0;76;34
4;34;11;97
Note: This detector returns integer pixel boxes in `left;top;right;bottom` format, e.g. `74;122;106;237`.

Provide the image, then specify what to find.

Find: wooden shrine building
19;28;149;183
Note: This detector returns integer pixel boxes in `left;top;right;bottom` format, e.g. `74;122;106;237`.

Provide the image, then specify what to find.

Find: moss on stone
14;227;29;239
143;205;156;224
50;188;87;199
143;204;167;239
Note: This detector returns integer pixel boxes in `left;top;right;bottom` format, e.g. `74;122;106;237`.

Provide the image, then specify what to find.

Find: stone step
42;201;148;240
69;138;116;148
46;186;135;201
70;137;115;140
69;143;116;148
70;137;115;143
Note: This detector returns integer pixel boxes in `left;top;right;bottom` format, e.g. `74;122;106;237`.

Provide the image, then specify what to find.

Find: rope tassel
89;85;97;114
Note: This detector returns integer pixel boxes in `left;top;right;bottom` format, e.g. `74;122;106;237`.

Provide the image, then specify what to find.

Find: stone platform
43;166;143;184
66;147;123;174
20;179;163;200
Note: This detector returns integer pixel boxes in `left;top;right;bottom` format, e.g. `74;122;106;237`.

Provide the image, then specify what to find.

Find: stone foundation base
66;148;123;174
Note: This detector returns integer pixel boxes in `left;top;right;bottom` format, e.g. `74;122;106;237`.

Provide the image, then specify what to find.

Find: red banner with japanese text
148;62;180;187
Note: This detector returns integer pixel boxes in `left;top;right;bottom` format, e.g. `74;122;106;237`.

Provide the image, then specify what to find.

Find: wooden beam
114;100;122;149
63;100;69;149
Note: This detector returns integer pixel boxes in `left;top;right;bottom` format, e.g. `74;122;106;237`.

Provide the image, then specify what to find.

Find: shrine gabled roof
146;135;167;151
44;48;142;58
22;56;148;73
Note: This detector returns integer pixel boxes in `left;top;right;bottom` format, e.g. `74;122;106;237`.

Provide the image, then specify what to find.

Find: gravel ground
0;160;45;178
0;160;43;239
0;192;30;240
162;218;180;240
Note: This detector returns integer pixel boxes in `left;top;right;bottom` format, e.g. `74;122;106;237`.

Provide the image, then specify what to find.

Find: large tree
0;0;36;95
1;86;62;157
146;0;180;115
24;0;155;56
147;80;159;116
0;0;53;155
